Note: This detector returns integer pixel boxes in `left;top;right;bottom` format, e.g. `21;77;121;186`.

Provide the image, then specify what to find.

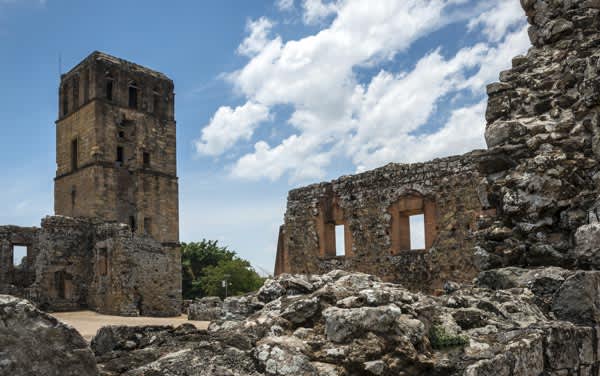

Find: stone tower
54;51;179;244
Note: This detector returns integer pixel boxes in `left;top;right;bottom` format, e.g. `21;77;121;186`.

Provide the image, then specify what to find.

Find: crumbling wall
477;1;600;270
0;216;181;316
0;226;39;296
278;151;489;292
89;222;181;316
34;216;95;311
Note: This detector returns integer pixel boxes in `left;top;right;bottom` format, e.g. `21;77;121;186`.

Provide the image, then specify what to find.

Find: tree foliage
181;240;264;299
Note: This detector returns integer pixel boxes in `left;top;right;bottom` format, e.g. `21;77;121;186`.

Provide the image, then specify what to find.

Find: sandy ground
52;310;210;341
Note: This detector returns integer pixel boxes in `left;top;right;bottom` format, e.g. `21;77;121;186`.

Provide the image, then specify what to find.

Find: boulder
188;296;223;321
80;270;600;375
551;271;600;326
322;304;404;343
0;295;98;376
572;223;600;268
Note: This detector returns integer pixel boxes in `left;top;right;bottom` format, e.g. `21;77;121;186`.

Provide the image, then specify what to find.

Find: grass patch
429;325;469;349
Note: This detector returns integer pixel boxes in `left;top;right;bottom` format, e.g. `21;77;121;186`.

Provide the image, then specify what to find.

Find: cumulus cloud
195;102;270;156
196;0;531;182
238;17;274;57
302;0;339;24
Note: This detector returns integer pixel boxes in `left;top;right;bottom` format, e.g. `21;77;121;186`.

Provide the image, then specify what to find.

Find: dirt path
52;310;210;341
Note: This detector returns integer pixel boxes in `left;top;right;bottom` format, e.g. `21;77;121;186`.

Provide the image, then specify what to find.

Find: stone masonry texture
276;152;491;293
54;51;179;245
0;216;181;316
0;52;181;316
477;0;600;271
276;0;600;294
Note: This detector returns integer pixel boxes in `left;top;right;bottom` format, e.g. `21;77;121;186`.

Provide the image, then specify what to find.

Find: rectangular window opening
72;79;79;109
106;80;113;101
143;217;152;235
335;225;346;256
71;139;78;171
55;271;65;299
116;146;124;163
128;86;138;109
71;187;77;209
98;248;108;276
409;214;426;250
153;94;160;115
129;216;136;233
12;245;27;266
143;152;150;168
62;92;68;116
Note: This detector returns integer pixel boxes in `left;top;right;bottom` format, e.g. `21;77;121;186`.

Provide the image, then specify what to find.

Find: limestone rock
572;223;600;267
187;296;223;321
83;270;600;375
0;295;98;376
322;304;404;343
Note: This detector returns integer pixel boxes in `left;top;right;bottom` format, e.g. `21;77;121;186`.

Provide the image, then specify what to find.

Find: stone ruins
5;1;600;375
275;0;600;295
0;52;181;316
275;152;489;292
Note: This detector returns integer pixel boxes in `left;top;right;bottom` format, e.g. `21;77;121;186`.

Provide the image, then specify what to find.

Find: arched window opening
388;194;437;255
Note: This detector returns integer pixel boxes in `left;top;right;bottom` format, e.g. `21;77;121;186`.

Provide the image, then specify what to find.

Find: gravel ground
52;310;210;341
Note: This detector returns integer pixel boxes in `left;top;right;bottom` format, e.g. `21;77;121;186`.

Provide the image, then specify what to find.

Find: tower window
153;92;161;116
72;76;79;109
71;139;78;171
116;146;124;163
129;216;136;233
62;85;69;116
71;186;77;209
106;80;114;101
128;84;138;109
143;152;150;168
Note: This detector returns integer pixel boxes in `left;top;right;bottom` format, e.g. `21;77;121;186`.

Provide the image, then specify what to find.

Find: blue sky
0;0;530;274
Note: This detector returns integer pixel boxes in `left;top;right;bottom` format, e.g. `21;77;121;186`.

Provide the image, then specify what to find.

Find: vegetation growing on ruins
428;325;469;349
181;240;264;299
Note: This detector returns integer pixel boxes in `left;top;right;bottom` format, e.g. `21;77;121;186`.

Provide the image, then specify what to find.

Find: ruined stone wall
477;0;600;270
278;151;489;292
55;51;179;244
0;216;181;316
33;216;96;311
89;222;181;316
0;226;39;290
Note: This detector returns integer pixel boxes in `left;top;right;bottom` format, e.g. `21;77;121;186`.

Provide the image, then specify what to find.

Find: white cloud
468;0;524;42
231;134;334;181
276;0;294;11
462;25;530;92
238;17;274;57
302;0;339;24
197;0;531;181
195;102;270;156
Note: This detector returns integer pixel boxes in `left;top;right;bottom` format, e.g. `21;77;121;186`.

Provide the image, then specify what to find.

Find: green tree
200;258;265;298
181;240;264;299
